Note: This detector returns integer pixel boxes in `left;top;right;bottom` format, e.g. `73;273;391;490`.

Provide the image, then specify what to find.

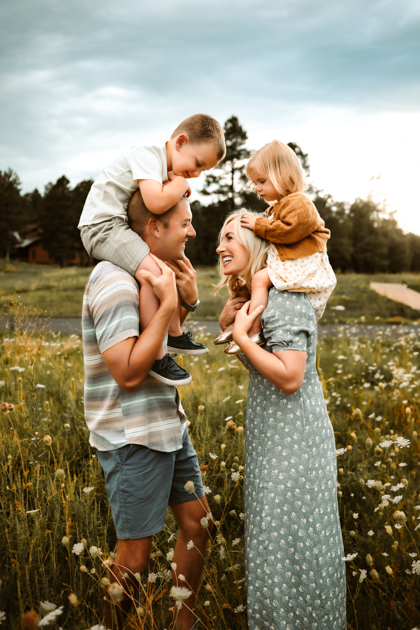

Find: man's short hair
171;114;226;161
127;190;180;236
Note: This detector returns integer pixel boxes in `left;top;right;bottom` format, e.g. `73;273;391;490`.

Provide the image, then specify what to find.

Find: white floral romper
266;245;336;321
242;289;346;629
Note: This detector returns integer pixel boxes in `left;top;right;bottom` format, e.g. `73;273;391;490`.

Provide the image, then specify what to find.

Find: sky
1;0;420;233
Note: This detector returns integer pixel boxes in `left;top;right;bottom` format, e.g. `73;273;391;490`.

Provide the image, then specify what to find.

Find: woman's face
216;220;250;276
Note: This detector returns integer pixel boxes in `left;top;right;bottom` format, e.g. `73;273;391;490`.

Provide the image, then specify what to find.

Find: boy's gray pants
80;216;149;276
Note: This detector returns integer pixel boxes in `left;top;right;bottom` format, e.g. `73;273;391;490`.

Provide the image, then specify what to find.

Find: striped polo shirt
82;261;186;452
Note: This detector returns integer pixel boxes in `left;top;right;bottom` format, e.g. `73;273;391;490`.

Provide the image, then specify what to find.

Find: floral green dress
242;289;346;629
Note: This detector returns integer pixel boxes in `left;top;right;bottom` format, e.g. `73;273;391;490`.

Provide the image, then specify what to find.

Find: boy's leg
104;536;152;630
168;296;183;338
248;267;272;337
136;254;166;360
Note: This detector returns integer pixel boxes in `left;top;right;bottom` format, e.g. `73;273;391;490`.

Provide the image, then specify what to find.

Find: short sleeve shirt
78;145;167;227
82;261;186;452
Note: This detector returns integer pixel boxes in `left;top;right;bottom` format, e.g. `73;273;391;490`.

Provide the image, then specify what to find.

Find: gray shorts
97;428;204;539
80;216;150;276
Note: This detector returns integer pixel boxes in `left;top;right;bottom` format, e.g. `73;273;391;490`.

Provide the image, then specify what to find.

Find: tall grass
0;310;419;628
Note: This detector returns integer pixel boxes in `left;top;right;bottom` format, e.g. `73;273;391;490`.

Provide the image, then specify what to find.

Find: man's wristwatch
180;298;200;312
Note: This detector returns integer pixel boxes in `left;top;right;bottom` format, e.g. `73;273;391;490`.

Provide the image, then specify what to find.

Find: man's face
171;136;220;179
157;199;196;260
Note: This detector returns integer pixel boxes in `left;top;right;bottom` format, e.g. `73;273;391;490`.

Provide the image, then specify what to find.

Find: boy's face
171;134;220;179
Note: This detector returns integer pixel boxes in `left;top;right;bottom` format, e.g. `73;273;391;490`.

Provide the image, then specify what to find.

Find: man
82;191;210;630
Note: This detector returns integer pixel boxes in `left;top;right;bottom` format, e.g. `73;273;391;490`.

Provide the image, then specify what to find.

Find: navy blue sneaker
149;353;192;386
167;331;209;355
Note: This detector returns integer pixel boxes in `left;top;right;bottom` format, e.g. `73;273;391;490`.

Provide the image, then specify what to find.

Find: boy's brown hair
171;114;226;160
127;190;182;236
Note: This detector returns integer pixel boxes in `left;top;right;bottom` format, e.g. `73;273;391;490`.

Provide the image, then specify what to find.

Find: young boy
78;114;225;385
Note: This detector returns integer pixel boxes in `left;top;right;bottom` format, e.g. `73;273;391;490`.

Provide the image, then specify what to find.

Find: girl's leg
248;268;272;337
135;255;166;360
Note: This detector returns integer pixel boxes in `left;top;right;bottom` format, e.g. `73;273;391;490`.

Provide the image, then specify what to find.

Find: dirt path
370;282;420;310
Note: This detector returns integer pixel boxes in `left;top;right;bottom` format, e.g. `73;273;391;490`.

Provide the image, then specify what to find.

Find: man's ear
148;217;161;237
175;134;188;151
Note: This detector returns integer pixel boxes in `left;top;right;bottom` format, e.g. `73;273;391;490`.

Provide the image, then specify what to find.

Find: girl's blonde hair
246;140;306;201
214;208;273;296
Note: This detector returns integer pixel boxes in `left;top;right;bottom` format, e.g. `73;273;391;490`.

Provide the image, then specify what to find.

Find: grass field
0;259;419;324
0;305;419;629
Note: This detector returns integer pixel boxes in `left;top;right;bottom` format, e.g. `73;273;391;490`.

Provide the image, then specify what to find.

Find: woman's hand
219;295;249;331
232;302;264;347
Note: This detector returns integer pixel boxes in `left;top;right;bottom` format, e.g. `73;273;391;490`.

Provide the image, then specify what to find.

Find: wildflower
136;607;145;617
336;448;348;456
40;603;56;613
395;437;411;449
101;578;110;586
343;553;358;562
366;480;376;488
366;554;373;566
412;560;420;575
148;573;158;583
203;486;212;495
187;540;194;550
353;513;359;519
198;405;205;412
62;536;70;546
230;510;237;517
64;423;70;431
72;542;84;556
108;582;124;601
366;437;372;447
392;495;403;504
367;530;374;536
359;569;367;583
385;525;393;535
43;435;52;446
83;487;94;493
167;549;174;562
178;574;186;581
38;606;64;627
350;530;356;537
204;601;210;607
170;586;192;601
231;471;240;482
134;572;141;581
89;626;107;630
89;546;102;557
209;452;218;459
235;399;244;404
171;563;177;570
232;538;241;546
234;604;246;613
36;384;46;389
370;569;379;580
380;440;393;448
55;469;65;480
214;494;221;504
68;593;79;606
385;566;393;576
393;510;407;524
204;583;213;591
184;481;195;494
200;517;209;528
26;509;40;514
80;565;88;572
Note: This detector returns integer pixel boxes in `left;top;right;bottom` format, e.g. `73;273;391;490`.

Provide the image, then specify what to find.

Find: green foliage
0;169;25;260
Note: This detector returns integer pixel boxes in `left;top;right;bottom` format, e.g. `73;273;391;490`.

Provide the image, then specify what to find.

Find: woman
216;209;346;630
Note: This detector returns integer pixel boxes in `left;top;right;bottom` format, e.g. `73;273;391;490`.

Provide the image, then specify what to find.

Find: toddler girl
216;140;336;354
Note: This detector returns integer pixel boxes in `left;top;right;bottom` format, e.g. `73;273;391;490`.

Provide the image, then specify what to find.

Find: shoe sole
166;346;209;355
148;370;193;386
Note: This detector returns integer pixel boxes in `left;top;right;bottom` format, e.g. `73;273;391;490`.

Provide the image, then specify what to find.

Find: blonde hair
246;140;306;201
214;208;273;296
171;114;226;161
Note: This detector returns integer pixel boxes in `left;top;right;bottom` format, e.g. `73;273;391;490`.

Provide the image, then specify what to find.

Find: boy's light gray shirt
78;145;167;227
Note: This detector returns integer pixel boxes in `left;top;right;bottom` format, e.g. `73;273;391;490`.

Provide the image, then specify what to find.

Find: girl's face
248;167;278;202
216;220;250;276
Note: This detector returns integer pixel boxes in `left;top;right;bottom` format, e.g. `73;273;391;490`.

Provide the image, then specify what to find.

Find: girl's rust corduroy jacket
253;192;330;261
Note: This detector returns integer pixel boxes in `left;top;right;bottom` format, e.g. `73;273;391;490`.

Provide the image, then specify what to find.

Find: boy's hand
240;215;257;230
167;171;191;198
166;257;198;305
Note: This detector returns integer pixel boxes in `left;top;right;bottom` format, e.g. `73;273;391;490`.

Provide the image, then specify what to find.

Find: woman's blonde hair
214;208;273;296
246;140;306;201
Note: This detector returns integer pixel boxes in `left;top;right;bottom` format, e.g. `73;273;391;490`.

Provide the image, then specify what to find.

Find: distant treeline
1;116;419;272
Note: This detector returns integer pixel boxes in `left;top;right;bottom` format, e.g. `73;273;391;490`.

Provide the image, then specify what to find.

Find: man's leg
170;497;212;630
104;536;152;630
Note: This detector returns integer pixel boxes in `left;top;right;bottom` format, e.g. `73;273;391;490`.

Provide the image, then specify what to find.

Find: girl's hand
232;302;264;346
240;215;257;230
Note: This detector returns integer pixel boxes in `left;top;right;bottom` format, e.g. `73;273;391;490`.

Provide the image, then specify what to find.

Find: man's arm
138;172;191;215
102;258;178;391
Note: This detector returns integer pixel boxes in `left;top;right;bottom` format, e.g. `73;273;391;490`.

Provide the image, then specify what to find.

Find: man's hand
166;257;198;304
240;215;257;231
138;254;177;309
219;294;249;331
232;301;264;345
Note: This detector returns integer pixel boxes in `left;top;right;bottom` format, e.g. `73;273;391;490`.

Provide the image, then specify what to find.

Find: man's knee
179;512;213;540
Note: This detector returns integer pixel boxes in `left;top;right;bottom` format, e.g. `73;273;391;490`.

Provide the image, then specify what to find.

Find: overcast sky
1;0;420;232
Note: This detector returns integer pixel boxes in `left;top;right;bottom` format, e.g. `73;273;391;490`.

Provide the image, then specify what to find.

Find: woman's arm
232;302;306;394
